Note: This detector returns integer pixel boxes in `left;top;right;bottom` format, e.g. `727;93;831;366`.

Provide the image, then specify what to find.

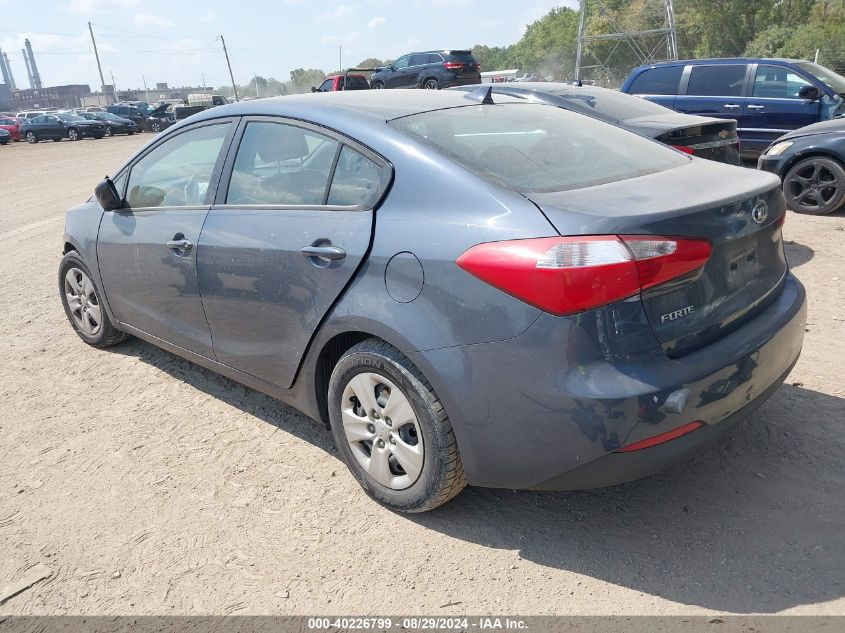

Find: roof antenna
464;85;495;104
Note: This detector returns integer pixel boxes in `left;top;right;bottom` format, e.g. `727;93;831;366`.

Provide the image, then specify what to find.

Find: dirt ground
0;134;843;617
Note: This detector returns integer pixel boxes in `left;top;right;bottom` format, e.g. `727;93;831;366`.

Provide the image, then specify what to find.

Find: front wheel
149;121;161;133
67;128;80;141
104;127;113;137
328;339;466;512
371;81;384;89
25;131;37;143
783;156;845;215
59;252;127;348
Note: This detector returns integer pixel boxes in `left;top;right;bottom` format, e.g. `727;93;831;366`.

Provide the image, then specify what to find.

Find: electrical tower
575;0;678;84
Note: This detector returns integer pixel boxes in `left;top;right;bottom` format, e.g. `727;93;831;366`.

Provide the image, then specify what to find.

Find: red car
311;74;370;92
0;116;23;141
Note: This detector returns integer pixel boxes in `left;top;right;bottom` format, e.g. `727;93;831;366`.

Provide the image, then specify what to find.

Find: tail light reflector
443;61;464;70
615;421;704;452
456;235;712;316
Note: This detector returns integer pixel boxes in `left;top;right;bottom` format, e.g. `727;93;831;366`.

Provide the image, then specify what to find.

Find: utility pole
202;72;206;90
254;73;259;98
219;35;239;102
88;22;111;104
111;71;117;101
339;45;343;72
142;74;149;103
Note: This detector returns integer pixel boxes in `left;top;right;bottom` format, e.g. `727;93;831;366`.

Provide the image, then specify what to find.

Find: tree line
220;0;844;97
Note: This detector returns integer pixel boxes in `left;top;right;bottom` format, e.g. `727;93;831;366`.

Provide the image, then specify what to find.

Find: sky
0;0;576;92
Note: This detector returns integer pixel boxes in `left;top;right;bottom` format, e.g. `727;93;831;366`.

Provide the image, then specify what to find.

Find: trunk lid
624;114;741;165
528;161;787;357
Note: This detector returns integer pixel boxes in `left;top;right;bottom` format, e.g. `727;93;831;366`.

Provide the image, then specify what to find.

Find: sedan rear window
388;104;687;193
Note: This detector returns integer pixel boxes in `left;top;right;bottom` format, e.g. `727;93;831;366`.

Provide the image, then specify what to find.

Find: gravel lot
1;134;844;616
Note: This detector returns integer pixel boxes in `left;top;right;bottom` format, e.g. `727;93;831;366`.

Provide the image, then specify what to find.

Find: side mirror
798;85;820;101
95;177;123;211
311;86;319;93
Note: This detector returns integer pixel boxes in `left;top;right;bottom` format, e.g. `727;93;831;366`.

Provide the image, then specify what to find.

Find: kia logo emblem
751;201;769;224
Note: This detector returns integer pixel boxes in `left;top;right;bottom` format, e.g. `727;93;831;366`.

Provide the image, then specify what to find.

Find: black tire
783;156;845;216
59;251;127;348
423;78;440;90
104;127;113;137
371;81;384;89
149;121;161;133
25;131;37;143
128;131;136;135
328;339;466;512
67;127;80;141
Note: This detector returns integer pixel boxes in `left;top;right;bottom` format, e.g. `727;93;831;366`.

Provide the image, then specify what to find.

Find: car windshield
547;86;671;121
99;112;122;121
388;103;686;193
794;62;845;94
58;114;85;122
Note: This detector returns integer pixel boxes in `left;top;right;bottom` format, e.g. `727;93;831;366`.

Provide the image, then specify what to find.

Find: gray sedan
60;90;806;512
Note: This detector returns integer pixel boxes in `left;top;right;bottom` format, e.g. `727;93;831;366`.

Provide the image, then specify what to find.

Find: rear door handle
300;245;346;261
723;104;741;109
747;104;765;110
166;237;193;251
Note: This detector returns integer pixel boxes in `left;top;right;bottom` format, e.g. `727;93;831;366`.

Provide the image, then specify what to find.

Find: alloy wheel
341;372;424;490
64;268;102;336
26;131;36;143
68;128;79;141
786;160;840;213
424;79;439;89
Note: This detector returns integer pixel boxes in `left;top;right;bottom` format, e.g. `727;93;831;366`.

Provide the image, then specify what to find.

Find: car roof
190;90;525;125
635;57;809;69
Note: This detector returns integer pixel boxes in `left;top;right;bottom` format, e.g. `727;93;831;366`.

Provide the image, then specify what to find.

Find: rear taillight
443;61;464;70
456;235;712;316
673;145;695;155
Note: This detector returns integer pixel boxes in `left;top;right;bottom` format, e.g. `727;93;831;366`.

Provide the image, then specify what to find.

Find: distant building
0;83;12;111
11;84;91;110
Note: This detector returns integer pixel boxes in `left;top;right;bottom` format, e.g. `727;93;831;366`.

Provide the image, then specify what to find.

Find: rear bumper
410;273;806;490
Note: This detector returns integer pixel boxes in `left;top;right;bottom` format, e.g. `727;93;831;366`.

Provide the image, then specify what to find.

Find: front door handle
166;237;194;252
747;104;765;110
723;104;741;109
300;244;346;261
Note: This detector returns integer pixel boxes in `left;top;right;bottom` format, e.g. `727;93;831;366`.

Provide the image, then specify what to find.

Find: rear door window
752;65;814;99
628;66;683;95
327;146;389;207
226;121;338;206
409;54;428;67
427;54;443;64
686;64;747;97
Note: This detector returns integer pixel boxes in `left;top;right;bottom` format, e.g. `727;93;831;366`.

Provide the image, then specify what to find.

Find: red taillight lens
615;421;704;452
443;61;464;70
673;145;695;155
456;235;712;316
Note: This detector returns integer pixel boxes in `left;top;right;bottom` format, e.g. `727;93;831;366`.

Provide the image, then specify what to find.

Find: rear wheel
328;339;466;512
371;81;384;89
59;251;127;348
423;78;440;90
783;156;845;215
25;131;37;143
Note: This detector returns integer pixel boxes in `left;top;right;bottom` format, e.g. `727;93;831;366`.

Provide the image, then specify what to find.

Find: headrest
253;125;310;162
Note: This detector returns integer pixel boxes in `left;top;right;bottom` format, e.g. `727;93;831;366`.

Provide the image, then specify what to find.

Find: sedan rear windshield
57;114;85;122
549;86;671;121
388;103;687;193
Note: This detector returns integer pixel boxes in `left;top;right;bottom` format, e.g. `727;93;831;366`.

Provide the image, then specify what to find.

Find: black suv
370;50;480;89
